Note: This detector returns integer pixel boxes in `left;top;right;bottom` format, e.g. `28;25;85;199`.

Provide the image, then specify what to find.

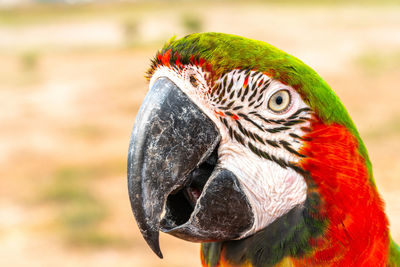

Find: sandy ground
0;1;400;266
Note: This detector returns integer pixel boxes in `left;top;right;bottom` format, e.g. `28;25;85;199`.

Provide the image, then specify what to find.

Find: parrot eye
268;89;291;113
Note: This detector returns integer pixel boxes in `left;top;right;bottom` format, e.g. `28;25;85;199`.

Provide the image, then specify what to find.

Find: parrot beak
128;77;253;258
128;77;254;258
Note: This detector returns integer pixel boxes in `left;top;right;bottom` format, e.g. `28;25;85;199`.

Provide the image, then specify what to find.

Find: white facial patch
150;66;311;238
217;136;308;237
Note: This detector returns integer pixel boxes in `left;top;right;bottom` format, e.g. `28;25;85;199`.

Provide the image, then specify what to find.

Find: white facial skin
150;65;310;238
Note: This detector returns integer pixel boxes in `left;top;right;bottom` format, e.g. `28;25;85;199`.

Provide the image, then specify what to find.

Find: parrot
127;32;400;266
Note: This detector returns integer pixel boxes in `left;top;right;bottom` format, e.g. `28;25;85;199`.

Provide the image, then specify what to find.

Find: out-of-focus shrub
20;50;40;71
181;13;203;33
122;19;139;46
41;166;120;247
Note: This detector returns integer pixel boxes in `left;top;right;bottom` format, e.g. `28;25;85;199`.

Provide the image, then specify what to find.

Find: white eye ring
268;89;291;113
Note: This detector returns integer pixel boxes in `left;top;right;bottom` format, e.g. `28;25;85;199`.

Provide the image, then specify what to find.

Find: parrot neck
201;121;398;267
200;205;322;267
294;121;392;266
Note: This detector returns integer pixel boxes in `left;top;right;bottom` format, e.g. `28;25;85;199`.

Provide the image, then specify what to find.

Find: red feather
293;121;389;266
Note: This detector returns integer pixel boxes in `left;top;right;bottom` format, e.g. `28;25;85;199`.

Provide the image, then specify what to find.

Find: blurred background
0;0;400;266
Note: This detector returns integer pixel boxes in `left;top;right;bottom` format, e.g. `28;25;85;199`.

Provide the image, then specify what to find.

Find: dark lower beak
128;77;253;258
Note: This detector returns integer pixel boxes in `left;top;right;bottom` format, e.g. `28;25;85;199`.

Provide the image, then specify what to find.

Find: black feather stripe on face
214;103;311;174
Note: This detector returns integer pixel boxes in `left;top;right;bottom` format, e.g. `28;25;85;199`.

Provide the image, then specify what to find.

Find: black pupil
275;95;283;105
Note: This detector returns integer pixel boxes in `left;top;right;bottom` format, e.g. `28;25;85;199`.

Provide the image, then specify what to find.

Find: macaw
127;32;400;266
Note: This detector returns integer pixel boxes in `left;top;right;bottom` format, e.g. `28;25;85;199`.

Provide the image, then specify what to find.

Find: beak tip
143;229;163;258
149;240;163;259
156;250;164;259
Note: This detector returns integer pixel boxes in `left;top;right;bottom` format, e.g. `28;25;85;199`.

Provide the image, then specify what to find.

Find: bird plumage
129;32;400;266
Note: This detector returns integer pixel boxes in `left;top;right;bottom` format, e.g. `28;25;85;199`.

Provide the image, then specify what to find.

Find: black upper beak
128;77;253;258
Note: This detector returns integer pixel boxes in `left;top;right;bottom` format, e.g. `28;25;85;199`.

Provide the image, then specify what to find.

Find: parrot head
127;33;395;265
